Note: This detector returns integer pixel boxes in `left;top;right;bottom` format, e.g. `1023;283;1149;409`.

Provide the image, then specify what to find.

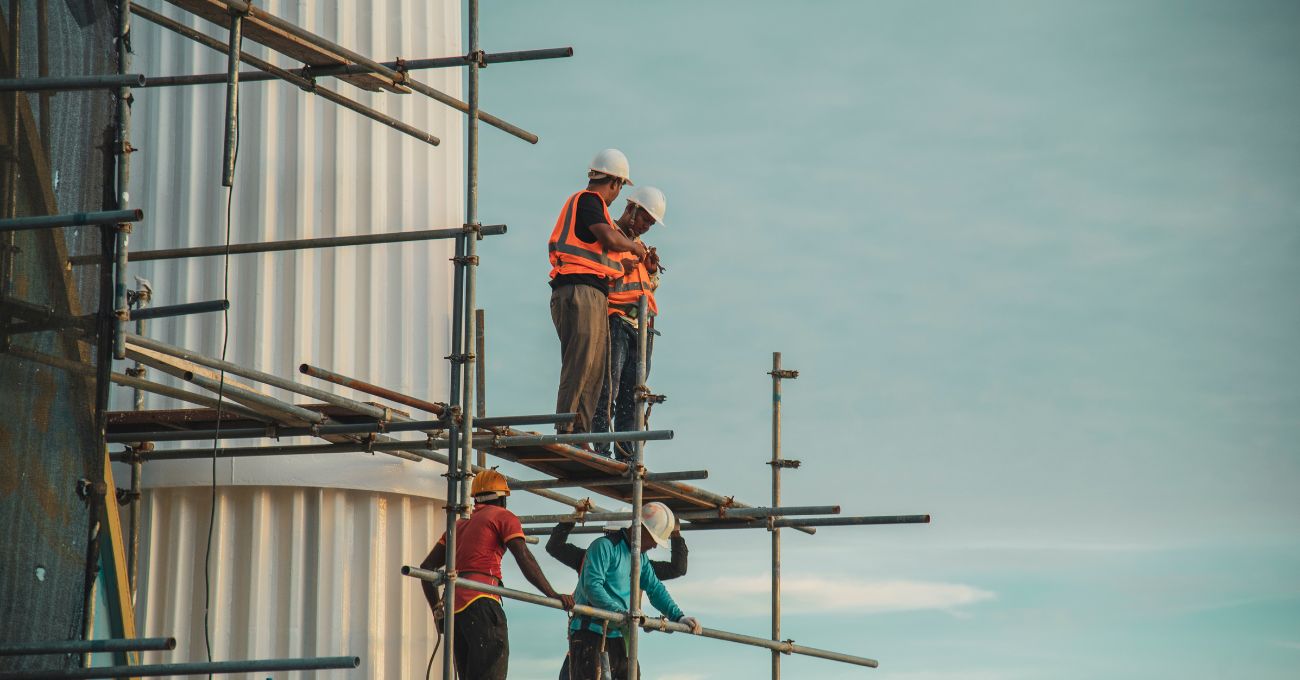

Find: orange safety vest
607;253;659;317
548;190;625;281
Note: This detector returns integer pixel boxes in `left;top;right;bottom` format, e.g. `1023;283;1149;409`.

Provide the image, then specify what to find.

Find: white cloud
669;574;994;617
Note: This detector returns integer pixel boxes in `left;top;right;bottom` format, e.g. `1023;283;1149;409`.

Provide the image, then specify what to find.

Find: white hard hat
589;148;633;185
639;502;675;548
626;186;667;226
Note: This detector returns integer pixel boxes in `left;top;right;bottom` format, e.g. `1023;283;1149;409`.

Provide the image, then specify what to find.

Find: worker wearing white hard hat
566;503;702;680
591;186;668;459
547;150;648;438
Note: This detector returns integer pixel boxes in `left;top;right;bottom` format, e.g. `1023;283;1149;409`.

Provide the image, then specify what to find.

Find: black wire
203;115;238;677
424;628;443;680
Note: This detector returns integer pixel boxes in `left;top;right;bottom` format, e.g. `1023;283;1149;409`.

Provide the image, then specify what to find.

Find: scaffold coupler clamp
464;221;484;240
444;352;474;365
769;368;799;380
467;50;487;69
392;57;411;87
768;458;801;470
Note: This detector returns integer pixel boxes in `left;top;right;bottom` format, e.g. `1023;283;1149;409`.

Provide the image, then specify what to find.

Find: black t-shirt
551;192;614;293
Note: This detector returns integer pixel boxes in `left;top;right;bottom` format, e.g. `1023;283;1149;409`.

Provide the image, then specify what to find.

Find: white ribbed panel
124;0;462;494
137;486;446;679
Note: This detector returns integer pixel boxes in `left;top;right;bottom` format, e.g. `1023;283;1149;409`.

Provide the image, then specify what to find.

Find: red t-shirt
436;503;525;613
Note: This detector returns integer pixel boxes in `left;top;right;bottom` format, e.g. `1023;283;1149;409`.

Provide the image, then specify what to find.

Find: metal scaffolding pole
627;294;650;680
0;73;146;91
219;4;242;187
68;224;506;265
507;469;707;490
402;567;879;669
112;0;133;361
769;351;798;680
0;637;175;656
515;505;841;526
522;515;931;536
0;208;142;232
300;361;447;416
138;47;573;88
0;655;361;680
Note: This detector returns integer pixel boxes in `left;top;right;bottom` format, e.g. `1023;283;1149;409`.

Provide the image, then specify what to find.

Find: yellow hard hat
471;469;510;498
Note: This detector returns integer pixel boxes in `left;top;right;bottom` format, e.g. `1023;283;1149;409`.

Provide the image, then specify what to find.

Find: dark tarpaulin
0;0;118;673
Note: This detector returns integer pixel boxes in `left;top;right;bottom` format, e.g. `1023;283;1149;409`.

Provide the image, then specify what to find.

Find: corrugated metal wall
120;1;462;675
124;0;461;456
136;486;445;678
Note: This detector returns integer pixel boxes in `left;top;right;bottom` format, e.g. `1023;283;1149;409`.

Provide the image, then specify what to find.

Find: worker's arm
545;521;587;573
578;537;627;613
639;557;686;622
506;538;575;610
589;222;647;258
651;527;688;580
418;541;447;616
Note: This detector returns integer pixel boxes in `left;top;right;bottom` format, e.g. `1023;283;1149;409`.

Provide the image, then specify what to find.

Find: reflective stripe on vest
608;256;659;316
548;191;624;280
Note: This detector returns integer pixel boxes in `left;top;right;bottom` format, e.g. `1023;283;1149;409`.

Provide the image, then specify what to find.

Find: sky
457;2;1299;678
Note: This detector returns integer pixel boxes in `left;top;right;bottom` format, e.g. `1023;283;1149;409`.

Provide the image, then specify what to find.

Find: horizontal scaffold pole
515;505;841;526
70;224;506;265
494;430;673;447
0;73;147;92
143;48;574;88
508;469;708;490
129;299;228;321
521;514;933;536
111;429;670;457
0;209;141;233
400;567;878;669
0;655;360;680
125;334;391;421
8;347;268;422
0;637;175;656
300;362;447;415
104;412;574;444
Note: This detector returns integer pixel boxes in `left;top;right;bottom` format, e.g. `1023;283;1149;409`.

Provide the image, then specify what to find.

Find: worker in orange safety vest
591;186;667;459
548;149;648;437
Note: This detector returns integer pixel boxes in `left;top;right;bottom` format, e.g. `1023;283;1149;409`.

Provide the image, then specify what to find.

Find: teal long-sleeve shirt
570;531;685;637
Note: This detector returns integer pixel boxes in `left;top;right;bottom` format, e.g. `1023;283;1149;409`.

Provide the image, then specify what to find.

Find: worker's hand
557;593;576;611
432;601;446;634
679;616;702;634
671;517;681;538
645;247;661;274
631;241;649;260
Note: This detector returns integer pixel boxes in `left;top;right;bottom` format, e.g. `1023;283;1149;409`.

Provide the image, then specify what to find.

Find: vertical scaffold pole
441;2;481;678
627;294;650;680
769;352;798;680
475;308;486;468
460;0;480;517
771;352;783;680
111;0;133;360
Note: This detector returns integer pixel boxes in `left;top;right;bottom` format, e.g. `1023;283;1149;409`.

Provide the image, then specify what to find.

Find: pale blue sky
464;2;1299;678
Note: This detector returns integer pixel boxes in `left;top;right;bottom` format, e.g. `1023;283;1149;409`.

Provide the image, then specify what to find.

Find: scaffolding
1;1;932;678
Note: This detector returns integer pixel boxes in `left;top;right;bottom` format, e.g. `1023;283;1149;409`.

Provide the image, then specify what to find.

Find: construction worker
549;149;648;437
419;470;576;680
548;514;688;680
567;502;702;680
590;186;667;458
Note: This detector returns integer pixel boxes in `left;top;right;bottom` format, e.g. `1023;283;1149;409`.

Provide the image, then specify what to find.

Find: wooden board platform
166;0;409;92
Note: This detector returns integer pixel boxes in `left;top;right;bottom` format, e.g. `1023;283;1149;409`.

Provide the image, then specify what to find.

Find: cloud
669;574;994;617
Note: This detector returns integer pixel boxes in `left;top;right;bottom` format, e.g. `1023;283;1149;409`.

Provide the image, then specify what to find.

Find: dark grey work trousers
551;284;609;434
452;598;509;680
